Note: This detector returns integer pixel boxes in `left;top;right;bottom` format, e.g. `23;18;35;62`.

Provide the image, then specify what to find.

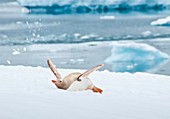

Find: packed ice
151;16;170;26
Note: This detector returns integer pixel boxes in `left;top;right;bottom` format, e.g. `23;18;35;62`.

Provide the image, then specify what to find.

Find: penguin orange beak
51;80;57;83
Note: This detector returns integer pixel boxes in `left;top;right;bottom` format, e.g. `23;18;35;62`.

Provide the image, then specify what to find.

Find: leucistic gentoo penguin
47;58;103;94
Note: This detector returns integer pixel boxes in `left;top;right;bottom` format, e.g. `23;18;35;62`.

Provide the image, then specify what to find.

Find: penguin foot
92;87;103;94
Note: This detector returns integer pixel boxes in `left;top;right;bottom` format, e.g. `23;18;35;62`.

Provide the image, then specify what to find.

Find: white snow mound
1;65;170;119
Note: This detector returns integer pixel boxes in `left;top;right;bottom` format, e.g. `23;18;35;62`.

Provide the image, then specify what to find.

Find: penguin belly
67;78;93;91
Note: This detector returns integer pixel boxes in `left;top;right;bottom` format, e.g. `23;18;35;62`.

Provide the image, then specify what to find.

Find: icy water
1;1;170;75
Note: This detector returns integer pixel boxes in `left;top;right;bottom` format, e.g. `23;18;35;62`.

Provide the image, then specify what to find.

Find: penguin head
52;79;64;89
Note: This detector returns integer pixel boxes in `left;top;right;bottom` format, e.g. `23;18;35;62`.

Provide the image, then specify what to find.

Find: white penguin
47;58;103;94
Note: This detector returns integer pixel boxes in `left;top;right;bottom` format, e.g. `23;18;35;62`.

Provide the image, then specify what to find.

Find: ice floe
104;42;169;72
151;16;170;26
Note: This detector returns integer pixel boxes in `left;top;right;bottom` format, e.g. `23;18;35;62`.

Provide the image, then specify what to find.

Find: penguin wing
78;64;104;80
47;58;62;80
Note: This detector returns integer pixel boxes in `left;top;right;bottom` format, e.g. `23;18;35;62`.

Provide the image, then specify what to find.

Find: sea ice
151;16;170;26
141;30;152;37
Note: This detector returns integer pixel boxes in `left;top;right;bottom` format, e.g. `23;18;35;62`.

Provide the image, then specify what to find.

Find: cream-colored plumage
61;72;81;90
47;58;103;93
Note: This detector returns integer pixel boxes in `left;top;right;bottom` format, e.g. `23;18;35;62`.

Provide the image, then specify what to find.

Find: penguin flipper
47;58;62;80
78;64;104;81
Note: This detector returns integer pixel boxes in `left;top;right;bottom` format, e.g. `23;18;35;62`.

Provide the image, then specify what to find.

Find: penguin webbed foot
92;87;103;94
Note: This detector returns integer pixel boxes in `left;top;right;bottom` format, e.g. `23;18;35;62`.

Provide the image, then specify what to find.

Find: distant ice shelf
17;0;170;14
17;0;170;6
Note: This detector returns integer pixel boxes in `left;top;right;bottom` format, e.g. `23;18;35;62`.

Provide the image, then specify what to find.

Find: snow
104;42;169;72
151;16;170;26
6;60;11;64
1;65;170;119
105;42;169;62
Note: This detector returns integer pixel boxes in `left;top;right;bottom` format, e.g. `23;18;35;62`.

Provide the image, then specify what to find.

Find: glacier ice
151;16;170;26
17;0;170;14
17;0;170;6
104;42;169;72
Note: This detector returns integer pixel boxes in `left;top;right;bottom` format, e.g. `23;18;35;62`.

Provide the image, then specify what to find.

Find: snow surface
151;16;170;26
1;65;170;119
17;0;170;6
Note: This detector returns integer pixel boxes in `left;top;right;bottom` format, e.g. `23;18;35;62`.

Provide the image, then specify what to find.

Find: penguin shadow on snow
47;58;103;94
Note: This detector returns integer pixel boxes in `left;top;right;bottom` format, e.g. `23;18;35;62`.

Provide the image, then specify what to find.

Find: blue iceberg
104;42;169;72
